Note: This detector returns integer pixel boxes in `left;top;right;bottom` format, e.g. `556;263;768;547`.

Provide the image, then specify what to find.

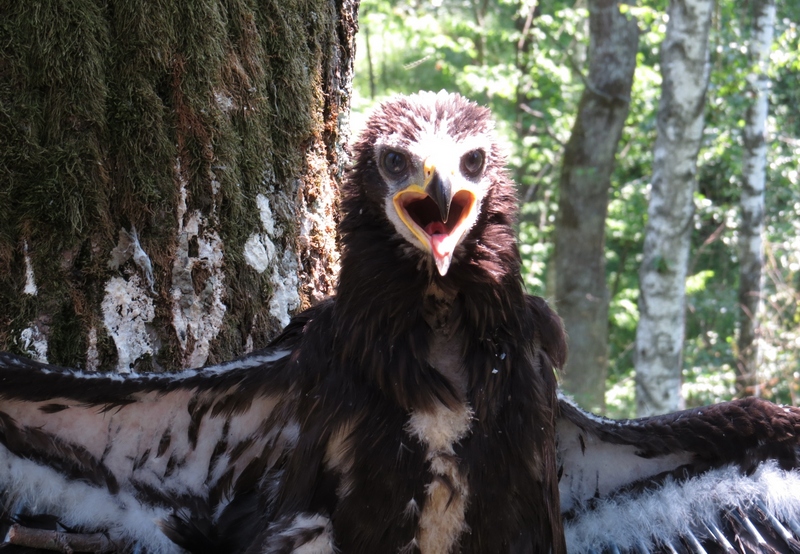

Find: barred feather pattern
559;395;800;553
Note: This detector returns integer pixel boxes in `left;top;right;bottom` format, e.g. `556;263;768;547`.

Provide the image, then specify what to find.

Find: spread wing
0;304;327;553
558;395;800;553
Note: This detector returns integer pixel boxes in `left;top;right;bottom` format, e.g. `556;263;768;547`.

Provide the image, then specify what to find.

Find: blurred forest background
350;0;800;417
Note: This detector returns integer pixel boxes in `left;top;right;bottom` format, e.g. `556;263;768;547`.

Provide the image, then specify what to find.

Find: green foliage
353;0;800;414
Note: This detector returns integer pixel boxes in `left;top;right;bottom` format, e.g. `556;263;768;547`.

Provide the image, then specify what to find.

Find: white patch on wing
263;513;337;554
0;444;180;553
187;349;291;378
558;392;642;428
407;402;473;554
557;415;693;513
0;349;289;384
565;462;800;553
211;417;300;522
0;387;286;500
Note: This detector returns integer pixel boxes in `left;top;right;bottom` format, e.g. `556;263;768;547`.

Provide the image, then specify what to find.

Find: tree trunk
554;0;639;413
635;0;713;416
737;0;776;397
0;0;357;372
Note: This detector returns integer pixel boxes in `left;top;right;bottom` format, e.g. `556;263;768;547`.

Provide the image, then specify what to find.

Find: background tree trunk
0;0;357;372
635;0;713;416
737;0;776;397
554;0;638;413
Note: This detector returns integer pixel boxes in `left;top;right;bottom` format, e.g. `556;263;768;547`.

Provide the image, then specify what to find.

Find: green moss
0;0;109;255
48;302;87;368
1;0;348;369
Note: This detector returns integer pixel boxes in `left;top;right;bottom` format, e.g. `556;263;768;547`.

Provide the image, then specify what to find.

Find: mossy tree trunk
0;0;357;372
553;0;639;413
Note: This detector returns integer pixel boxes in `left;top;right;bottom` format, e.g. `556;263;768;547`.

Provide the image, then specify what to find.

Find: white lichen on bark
243;233;276;273
269;249;301;329
23;242;37;296
737;0;776;393
102;227;159;371
19;323;48;363
242;187;302;327
86;327;99;372
108;227;155;291
635;0;714;416
170;162;227;369
244;193;278;274
102;275;155;373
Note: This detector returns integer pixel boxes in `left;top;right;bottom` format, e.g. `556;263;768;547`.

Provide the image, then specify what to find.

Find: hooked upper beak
426;171;452;224
392;161;477;276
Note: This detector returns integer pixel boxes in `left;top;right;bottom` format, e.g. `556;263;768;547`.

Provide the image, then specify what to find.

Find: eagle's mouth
394;189;476;275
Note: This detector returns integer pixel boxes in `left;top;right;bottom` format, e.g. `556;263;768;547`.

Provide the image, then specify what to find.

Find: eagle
0;91;798;554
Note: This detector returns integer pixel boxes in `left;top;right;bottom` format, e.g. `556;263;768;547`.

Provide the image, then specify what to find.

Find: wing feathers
560;396;800;553
0;347;304;553
564;463;800;553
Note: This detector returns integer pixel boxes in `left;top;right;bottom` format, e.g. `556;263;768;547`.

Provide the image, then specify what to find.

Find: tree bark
0;0;357;372
553;0;639;413
635;0;713;416
737;0;775;397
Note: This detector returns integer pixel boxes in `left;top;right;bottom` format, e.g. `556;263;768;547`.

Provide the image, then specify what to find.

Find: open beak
392;164;477;276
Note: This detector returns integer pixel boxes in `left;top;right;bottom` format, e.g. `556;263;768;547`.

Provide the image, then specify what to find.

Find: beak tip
435;255;452;276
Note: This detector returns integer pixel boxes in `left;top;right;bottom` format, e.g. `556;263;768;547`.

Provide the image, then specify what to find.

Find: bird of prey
0;92;798;554
0;91;567;553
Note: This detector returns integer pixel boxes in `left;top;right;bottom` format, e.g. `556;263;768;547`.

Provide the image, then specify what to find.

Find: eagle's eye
382;150;408;176
461;150;485;178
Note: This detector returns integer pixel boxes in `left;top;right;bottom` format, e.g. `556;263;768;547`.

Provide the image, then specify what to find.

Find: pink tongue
424;222;451;259
424;221;448;235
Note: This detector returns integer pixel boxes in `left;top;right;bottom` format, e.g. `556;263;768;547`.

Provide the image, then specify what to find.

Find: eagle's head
343;91;517;279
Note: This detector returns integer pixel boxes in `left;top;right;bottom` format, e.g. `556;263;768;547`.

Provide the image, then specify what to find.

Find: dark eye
461;150;485;177
382;150;408;176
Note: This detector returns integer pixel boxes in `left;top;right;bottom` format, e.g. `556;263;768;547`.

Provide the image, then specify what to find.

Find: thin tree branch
518;103;566;147
5;524;116;553
517;0;539;54
537;24;631;104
